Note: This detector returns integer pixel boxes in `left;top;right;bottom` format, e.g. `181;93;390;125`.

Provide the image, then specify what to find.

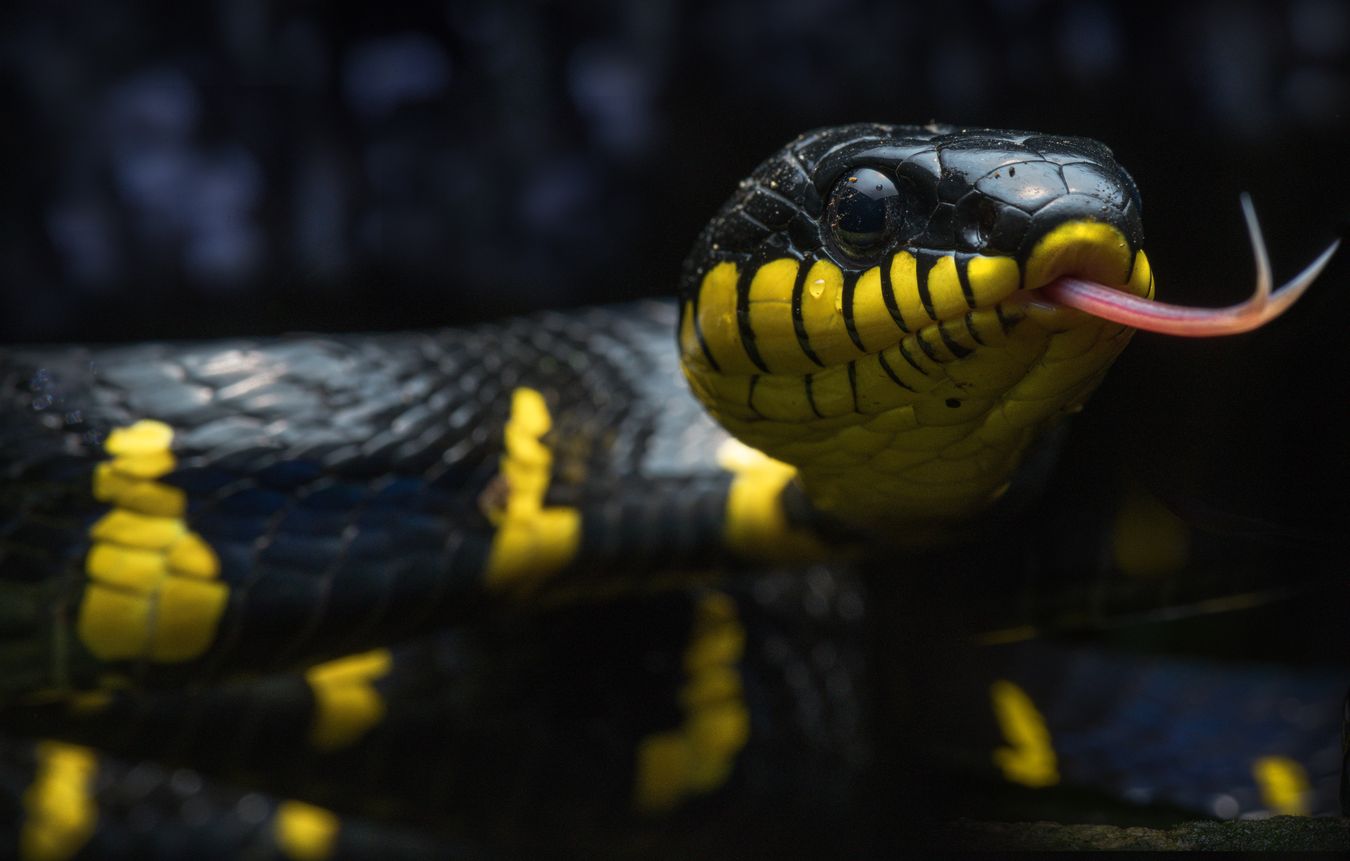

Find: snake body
0;125;1344;857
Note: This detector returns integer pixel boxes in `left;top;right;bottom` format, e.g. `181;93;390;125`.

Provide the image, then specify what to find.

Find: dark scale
0;302;742;694
0;569;873;857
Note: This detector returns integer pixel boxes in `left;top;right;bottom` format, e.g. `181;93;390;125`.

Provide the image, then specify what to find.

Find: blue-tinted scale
1156;718;1208;752
190;511;276;543
271;505;348;538
354;505;446;541
297;481;368;511
346;524;395;560
254;458;324;490
1115;692;1170;727
165;466;242;498
256;532;345;573
205;541;254;587
211;486;292;518
370;476;432;510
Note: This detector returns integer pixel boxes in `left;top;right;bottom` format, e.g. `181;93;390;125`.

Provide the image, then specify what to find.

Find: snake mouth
1000;218;1149;333
1021;197;1339;338
679;195;1338;414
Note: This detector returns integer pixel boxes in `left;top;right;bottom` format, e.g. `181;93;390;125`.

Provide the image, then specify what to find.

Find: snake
0;123;1343;857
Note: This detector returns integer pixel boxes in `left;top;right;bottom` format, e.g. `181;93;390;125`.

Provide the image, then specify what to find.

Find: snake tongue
1037;198;1340;338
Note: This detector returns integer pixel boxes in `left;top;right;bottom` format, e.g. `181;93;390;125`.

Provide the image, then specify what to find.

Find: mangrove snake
0;123;1344;857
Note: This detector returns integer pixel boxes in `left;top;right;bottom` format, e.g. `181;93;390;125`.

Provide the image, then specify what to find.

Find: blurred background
2;0;1345;533
2;0;1346;342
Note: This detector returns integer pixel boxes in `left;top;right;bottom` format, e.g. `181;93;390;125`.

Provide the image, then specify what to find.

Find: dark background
2;0;1347;528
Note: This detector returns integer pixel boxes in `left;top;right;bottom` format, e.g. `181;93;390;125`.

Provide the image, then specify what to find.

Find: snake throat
681;219;1152;532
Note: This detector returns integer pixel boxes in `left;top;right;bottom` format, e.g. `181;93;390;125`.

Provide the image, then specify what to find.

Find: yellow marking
104;420;173;455
860;403;919;434
484;388;581;587
889;251;925;326
800;258;865;365
851;265;906;351
1024;220;1132;290
852;352;919;414
76;587;152;659
88;509;184;550
966;255;1021;306
1111;483;1191;577
926;255;971;320
690;367;757;422
808;365;856;418
20;741;98;861
680;666;740;707
92;462;184;517
990;680;1059;788
102;449;175;480
274;800;339;861
742;373;817;422
717;438;827;563
164;533;220;579
1128;248;1154;299
695;261;759;374
305;649;392;751
148;577;229;661
677;301;701;365
85;544;165;593
747;257;805;371
1252;756;1311;816
76;420;227;662
833;424;889;459
634;593;750;813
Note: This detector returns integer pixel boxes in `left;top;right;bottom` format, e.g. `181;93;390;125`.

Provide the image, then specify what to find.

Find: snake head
677;123;1153;535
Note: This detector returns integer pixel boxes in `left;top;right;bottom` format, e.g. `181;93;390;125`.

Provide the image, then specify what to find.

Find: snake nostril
959;197;1000;251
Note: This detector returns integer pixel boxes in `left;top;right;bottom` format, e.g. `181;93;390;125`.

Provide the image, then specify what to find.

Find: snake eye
826;168;903;262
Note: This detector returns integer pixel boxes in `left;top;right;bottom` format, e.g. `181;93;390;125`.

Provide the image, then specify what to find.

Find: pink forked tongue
1038;195;1340;337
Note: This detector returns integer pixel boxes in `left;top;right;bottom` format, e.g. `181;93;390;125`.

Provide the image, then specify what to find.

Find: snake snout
948;145;1147;298
1016;167;1145;289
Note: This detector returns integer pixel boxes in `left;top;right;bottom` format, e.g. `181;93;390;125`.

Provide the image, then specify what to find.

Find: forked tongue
1040;195;1340;337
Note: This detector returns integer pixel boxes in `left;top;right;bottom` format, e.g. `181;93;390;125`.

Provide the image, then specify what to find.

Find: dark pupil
829;167;899;258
